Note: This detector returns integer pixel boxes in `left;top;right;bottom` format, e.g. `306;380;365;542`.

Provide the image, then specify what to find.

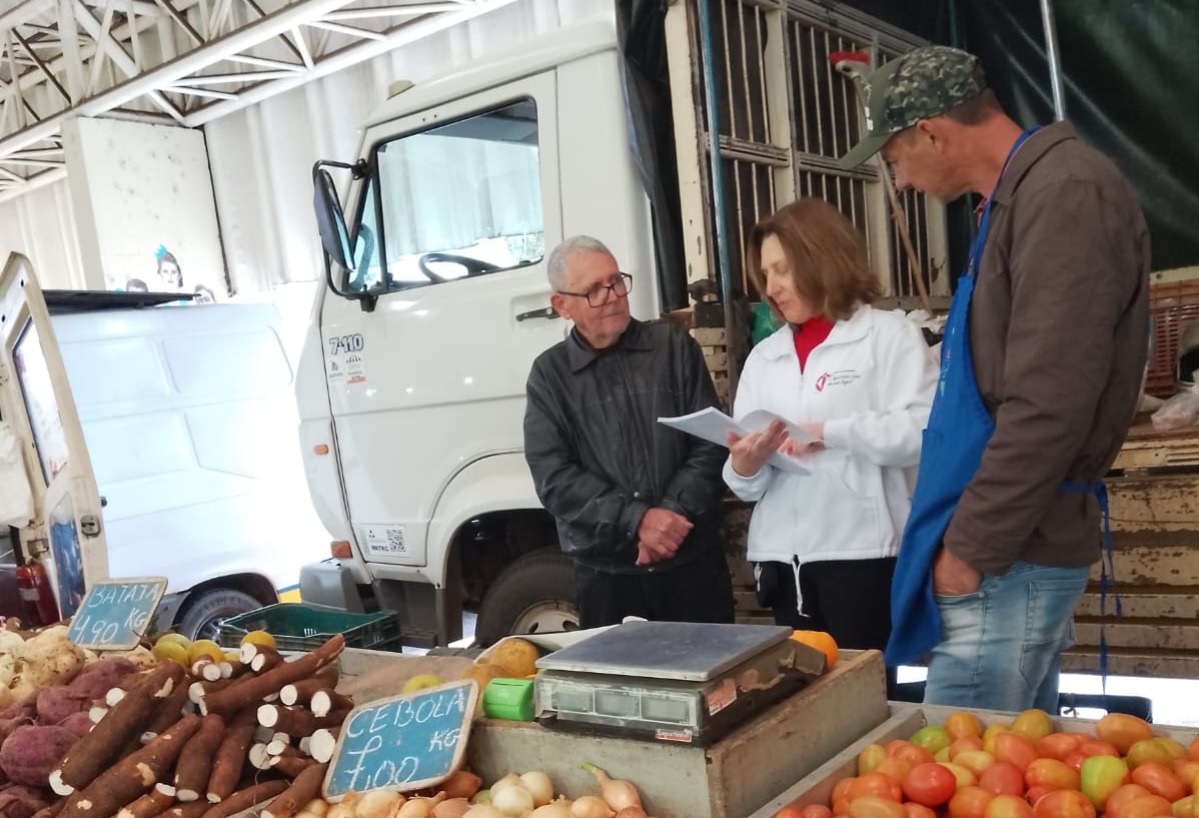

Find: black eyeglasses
557;273;633;307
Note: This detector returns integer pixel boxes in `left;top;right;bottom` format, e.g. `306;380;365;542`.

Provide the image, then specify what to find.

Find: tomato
948;786;995;818
1062;752;1087;773
902;763;958;808
1010;710;1055;742
1078;740;1121;759
1036;733;1085;762
946;712;984;741
985;794;1035;818
1026;758;1081;792
1079;754;1130;808
1104;784;1153;817
889;741;937;768
911;726;952;755
850;772;905;804
1171;759;1199;791
1131;762;1186;803
979;761;1026;797
803;804;834;818
834;777;858;815
952;737;986;759
1096;714;1154;756
954;751;996;779
1026;786;1057;806
1031;789;1096;818
984;724;1012;755
1108;795;1175;818
848;796;907;818
1190;736;1199;763
860;744;888;776
995;733;1039;773
775;808;806;818
876;759;914;785
1129;740;1182;770
904;803;936;818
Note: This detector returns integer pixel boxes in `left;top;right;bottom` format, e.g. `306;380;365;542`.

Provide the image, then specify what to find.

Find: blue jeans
923;561;1089;712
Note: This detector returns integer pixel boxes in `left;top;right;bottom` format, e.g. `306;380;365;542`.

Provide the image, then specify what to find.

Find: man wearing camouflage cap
841;46;1150;711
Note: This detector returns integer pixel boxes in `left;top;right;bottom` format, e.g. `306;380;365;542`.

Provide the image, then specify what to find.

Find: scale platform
533;621;825;746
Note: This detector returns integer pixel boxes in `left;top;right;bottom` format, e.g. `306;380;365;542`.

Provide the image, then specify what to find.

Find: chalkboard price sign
323;679;478;800
67;577;167;650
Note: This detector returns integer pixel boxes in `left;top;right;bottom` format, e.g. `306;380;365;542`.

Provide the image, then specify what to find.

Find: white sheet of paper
658;407;813;474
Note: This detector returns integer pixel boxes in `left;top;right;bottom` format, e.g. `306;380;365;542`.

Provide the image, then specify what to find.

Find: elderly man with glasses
523;235;736;628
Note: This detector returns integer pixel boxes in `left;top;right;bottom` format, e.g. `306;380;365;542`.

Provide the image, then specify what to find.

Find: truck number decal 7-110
328;334;365;356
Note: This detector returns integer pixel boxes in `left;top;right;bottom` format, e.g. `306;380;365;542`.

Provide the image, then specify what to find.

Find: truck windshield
349;97;544;293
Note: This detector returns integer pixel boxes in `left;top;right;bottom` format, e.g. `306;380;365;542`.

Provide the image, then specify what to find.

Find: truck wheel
474;549;578;647
176;588;263;643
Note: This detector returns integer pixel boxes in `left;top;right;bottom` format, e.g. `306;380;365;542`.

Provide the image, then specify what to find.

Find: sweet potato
68;659;137;700
56;713;92;740
0;725;76;786
35;688;92;726
0;790;51;818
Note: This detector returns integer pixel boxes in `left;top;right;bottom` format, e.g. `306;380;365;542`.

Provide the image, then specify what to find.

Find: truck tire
474;549;578;647
176;588;263;643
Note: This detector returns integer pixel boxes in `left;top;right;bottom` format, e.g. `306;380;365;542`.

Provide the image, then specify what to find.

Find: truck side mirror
312;165;354;272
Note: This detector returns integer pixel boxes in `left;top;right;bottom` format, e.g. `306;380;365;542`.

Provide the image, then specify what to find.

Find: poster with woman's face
116;246;221;304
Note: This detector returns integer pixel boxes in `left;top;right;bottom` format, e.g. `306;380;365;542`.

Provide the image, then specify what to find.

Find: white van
0;256;329;639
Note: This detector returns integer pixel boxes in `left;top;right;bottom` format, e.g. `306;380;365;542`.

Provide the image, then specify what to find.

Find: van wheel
474;549;578;647
177;588;263;643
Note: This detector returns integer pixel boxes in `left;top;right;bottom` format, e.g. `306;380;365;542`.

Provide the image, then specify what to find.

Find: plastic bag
0;422;33;527
1151;383;1199;432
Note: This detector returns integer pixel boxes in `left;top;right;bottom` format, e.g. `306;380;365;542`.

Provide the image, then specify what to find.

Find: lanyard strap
968;127;1041;277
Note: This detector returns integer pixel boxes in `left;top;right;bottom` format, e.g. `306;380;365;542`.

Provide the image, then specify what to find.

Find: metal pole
1039;0;1067;121
696;0;742;398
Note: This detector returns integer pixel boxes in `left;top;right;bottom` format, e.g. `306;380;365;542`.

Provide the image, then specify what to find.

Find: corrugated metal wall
206;0;612;296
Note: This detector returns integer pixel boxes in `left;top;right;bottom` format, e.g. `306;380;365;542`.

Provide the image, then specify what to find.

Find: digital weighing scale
533;621;826;746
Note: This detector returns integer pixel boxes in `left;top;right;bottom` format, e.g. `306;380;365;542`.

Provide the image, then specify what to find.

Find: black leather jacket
524;319;726;573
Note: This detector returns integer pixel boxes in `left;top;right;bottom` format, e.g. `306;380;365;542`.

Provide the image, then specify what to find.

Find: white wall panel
206;0;613;295
0;177;87;289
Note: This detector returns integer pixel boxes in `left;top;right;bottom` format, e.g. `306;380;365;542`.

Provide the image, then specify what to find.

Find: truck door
318;74;563;571
0;254;108;617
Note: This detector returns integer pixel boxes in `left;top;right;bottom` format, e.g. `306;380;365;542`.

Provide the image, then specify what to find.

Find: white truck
0;264;329;639
294;5;945;647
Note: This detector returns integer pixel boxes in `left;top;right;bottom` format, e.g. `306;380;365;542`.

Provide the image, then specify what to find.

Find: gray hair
546;235;613;290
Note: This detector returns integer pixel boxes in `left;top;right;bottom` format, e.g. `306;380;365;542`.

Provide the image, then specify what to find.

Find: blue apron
885;130;1037;667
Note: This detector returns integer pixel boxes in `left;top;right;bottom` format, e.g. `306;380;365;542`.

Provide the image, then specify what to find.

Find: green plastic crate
217;603;402;652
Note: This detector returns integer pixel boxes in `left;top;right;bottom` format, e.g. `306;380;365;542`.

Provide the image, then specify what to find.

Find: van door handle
516;307;559;322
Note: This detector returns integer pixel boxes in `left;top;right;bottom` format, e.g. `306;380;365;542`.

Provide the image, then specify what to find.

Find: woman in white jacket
725;199;937;652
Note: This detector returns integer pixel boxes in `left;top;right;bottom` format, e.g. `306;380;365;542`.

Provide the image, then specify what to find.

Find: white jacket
723;305;938;568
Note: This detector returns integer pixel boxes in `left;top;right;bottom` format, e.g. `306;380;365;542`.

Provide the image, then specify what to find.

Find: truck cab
297;22;661;646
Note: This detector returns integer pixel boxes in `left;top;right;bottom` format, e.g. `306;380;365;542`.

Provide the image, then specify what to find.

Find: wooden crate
748;704;1199;818
467;650;889;818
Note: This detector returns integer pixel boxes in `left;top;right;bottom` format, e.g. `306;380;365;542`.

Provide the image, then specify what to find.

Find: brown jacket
946;121;1150;574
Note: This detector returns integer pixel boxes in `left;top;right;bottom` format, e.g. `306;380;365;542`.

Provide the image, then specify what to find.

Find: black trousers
574;548;736;629
757;556;897;651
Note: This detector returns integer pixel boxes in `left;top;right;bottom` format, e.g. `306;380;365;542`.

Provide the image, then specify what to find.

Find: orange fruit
791;630;839;669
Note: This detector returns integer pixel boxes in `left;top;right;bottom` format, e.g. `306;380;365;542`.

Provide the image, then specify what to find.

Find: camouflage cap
838;45;987;170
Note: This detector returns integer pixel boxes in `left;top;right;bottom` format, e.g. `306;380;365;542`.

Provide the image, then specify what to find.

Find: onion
431;799;472;818
470;792;492;806
519;773;553;807
531;804;573;818
355;790;402;818
463;807;504;818
304;801;331;817
491;786;534;817
570;797;613;818
490;774;523;796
